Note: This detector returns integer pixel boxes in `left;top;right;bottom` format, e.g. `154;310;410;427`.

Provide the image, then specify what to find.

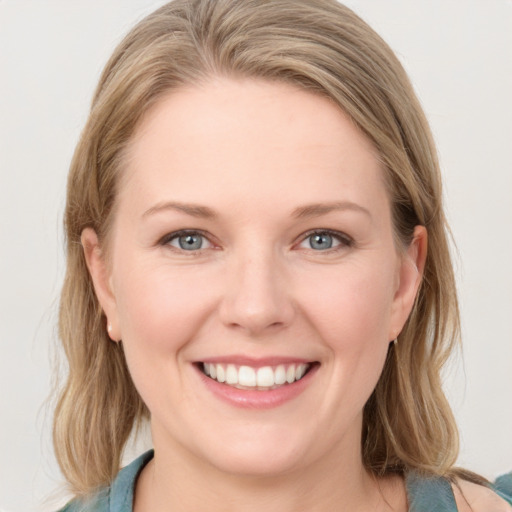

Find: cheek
112;258;217;359
298;259;396;401
290;260;396;432
111;260;220;414
297;259;396;347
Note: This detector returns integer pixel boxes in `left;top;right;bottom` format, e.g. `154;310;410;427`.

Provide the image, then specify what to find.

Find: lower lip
196;364;319;409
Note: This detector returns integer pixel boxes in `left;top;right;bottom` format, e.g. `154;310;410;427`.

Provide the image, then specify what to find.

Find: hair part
55;0;463;495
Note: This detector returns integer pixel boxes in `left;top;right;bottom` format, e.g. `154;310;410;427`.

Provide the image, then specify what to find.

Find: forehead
118;78;387;217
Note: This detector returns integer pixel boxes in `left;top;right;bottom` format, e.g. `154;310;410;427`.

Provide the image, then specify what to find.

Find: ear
389;225;428;340
81;227;121;342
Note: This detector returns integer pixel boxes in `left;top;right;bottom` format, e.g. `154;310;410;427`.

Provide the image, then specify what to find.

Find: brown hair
54;0;461;495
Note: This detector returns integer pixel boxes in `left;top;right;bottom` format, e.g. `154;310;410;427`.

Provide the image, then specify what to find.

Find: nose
219;248;295;336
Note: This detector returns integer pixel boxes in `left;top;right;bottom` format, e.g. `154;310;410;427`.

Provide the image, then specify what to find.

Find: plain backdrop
0;1;511;511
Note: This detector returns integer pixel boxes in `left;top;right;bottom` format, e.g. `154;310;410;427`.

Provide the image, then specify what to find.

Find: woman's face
85;78;425;476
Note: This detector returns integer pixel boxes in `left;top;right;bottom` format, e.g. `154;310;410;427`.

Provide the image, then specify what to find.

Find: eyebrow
292;201;371;219
142;201;217;219
142;200;371;220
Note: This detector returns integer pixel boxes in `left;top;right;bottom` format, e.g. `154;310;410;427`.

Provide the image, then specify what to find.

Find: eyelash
158;229;354;253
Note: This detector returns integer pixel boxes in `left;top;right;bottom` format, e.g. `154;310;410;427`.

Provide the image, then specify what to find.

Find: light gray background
1;1;511;511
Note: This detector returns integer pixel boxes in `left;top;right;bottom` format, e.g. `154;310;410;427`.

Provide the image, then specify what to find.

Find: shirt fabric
58;450;512;512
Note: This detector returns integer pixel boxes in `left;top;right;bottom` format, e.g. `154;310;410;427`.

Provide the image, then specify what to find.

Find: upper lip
196;355;316;368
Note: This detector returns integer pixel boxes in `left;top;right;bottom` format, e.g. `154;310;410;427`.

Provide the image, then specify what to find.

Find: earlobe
389;226;428;340
81;228;121;342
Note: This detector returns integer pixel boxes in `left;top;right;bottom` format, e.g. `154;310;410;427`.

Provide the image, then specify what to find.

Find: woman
54;1;512;510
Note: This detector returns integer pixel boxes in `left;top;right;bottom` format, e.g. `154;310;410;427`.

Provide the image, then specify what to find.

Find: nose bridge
220;242;294;334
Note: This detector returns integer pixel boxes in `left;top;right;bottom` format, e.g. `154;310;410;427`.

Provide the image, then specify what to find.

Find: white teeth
274;365;286;385
226;364;238;385
201;362;311;389
296;363;307;380
238;366;256;387
216;364;226;383
257;366;275;387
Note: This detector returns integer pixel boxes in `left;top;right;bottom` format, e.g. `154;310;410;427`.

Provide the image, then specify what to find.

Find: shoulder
56;450;154;512
495;472;512;503
453;477;512;512
57;488;109;512
406;471;512;512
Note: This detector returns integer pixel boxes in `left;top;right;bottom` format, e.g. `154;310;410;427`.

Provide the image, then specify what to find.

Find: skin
454;480;512;512
83;77;429;511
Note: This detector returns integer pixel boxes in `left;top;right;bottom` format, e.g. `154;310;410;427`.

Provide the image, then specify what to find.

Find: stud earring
393;338;398;345
107;323;119;343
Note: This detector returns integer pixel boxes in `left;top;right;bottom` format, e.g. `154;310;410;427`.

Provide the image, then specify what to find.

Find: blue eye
299;230;351;251
309;232;334;250
165;231;212;251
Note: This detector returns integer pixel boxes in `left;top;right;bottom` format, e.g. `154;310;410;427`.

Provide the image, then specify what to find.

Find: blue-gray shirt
59;451;512;512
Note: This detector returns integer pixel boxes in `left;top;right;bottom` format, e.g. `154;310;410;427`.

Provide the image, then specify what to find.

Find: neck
134;424;405;512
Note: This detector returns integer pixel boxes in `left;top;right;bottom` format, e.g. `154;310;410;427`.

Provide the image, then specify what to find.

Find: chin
207;447;306;478
188;425;314;478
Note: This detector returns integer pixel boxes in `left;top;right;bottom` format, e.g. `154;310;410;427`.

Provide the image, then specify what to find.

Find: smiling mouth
199;362;315;390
